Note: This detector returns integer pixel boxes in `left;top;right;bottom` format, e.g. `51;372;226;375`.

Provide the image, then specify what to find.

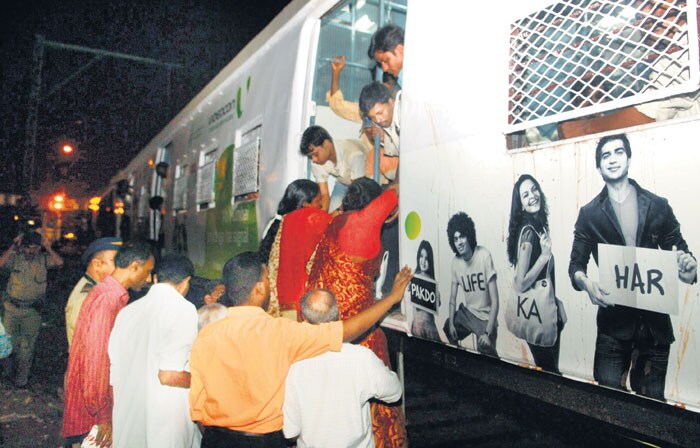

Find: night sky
0;0;292;200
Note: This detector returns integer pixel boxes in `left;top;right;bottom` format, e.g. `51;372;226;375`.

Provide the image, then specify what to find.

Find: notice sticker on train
598;244;679;315
410;276;438;314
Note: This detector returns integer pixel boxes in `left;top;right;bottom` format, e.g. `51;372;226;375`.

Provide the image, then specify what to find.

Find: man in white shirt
283;289;402;448
300;125;367;212
109;254;200;448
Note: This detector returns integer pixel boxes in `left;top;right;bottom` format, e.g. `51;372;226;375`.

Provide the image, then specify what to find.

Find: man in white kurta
108;254;200;448
283;290;402;447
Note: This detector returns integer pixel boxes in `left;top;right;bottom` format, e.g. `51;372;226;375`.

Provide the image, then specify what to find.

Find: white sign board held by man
598;244;679;315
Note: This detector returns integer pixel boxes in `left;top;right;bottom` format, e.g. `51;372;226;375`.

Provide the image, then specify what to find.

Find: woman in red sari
272;203;332;319
307;177;406;448
263;179;329;319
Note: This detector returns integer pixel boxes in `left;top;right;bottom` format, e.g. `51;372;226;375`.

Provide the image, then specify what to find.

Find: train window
151;144;171;201
137;185;148;220
173;164;188;211
507;0;699;149
233;125;261;198
312;0;407;107
197;146;218;211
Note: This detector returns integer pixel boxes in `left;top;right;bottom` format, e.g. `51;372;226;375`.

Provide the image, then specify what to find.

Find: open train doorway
308;0;407;198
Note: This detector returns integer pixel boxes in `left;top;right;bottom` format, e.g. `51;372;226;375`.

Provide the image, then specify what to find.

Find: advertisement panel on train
400;0;700;410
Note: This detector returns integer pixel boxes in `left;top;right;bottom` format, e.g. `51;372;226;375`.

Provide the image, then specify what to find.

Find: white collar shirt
109;283;200;448
283;343;402;448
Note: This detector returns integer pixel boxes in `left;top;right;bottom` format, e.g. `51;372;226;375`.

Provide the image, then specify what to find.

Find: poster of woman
505;174;566;374
409;240;443;342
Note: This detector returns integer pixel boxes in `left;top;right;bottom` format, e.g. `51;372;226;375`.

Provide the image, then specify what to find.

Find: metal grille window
137;185;148;219
508;0;699;134
196;146;218;210
233;125;262;198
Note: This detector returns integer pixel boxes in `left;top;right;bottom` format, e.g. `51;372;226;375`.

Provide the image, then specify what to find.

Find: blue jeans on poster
593;331;669;400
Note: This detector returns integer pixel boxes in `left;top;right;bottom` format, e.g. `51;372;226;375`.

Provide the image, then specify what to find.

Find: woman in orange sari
307;177;406;448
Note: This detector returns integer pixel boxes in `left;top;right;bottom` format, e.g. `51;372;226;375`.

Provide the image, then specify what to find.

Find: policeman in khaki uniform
1;231;63;387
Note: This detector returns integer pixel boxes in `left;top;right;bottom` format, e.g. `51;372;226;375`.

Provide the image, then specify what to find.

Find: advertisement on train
154;11;314;278
399;0;700;410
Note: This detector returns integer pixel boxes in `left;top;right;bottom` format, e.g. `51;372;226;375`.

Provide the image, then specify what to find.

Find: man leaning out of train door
299;125;367;213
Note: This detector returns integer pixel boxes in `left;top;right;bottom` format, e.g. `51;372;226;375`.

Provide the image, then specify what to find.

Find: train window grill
233;126;261;198
197;147;218;211
507;0;699;134
151;144;172;199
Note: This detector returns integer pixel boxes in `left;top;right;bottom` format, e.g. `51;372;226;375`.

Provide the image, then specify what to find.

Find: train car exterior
105;0;700;426
399;0;700;414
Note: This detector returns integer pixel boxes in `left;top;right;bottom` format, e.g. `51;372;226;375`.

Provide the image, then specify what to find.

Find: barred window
173;164;188;211
233;125;262;198
507;0;699;148
197;147;218;210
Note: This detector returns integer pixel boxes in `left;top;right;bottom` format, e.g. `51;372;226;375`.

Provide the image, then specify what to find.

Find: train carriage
102;0;700;440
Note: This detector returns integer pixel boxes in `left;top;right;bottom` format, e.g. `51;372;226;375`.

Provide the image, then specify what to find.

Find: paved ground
0;323;67;447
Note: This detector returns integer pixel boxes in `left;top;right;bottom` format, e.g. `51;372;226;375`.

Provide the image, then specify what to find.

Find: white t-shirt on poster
451;246;497;322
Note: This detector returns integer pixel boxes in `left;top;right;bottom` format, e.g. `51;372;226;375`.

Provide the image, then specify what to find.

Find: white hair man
283;289;402;447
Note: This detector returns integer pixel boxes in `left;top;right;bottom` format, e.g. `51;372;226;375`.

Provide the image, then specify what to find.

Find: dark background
0;0;292;197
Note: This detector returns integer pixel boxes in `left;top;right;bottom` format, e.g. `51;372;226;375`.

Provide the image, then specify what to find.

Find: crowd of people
53;187;410;448
0;23;411;448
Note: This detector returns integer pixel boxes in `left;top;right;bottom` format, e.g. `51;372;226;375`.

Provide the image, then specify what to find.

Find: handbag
0;318;12;359
505;225;559;347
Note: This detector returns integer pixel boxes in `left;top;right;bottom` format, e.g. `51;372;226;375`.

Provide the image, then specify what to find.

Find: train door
148;144;171;253
307;0;408;300
308;0;407;190
172;161;189;253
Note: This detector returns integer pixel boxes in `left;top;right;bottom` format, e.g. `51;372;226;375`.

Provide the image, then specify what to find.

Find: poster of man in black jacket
568;133;697;400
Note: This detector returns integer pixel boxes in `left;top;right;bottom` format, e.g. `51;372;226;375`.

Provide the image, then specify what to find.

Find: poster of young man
568;133;697;400
442;212;499;357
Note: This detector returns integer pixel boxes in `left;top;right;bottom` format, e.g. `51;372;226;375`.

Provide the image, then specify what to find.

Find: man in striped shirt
62;242;154;448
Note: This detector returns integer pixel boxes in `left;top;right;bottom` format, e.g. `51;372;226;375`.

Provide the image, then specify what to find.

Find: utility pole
21;35;181;196
22;34;45;195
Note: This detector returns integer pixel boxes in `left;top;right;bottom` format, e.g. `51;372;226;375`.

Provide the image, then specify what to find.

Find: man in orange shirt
189;251;411;447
